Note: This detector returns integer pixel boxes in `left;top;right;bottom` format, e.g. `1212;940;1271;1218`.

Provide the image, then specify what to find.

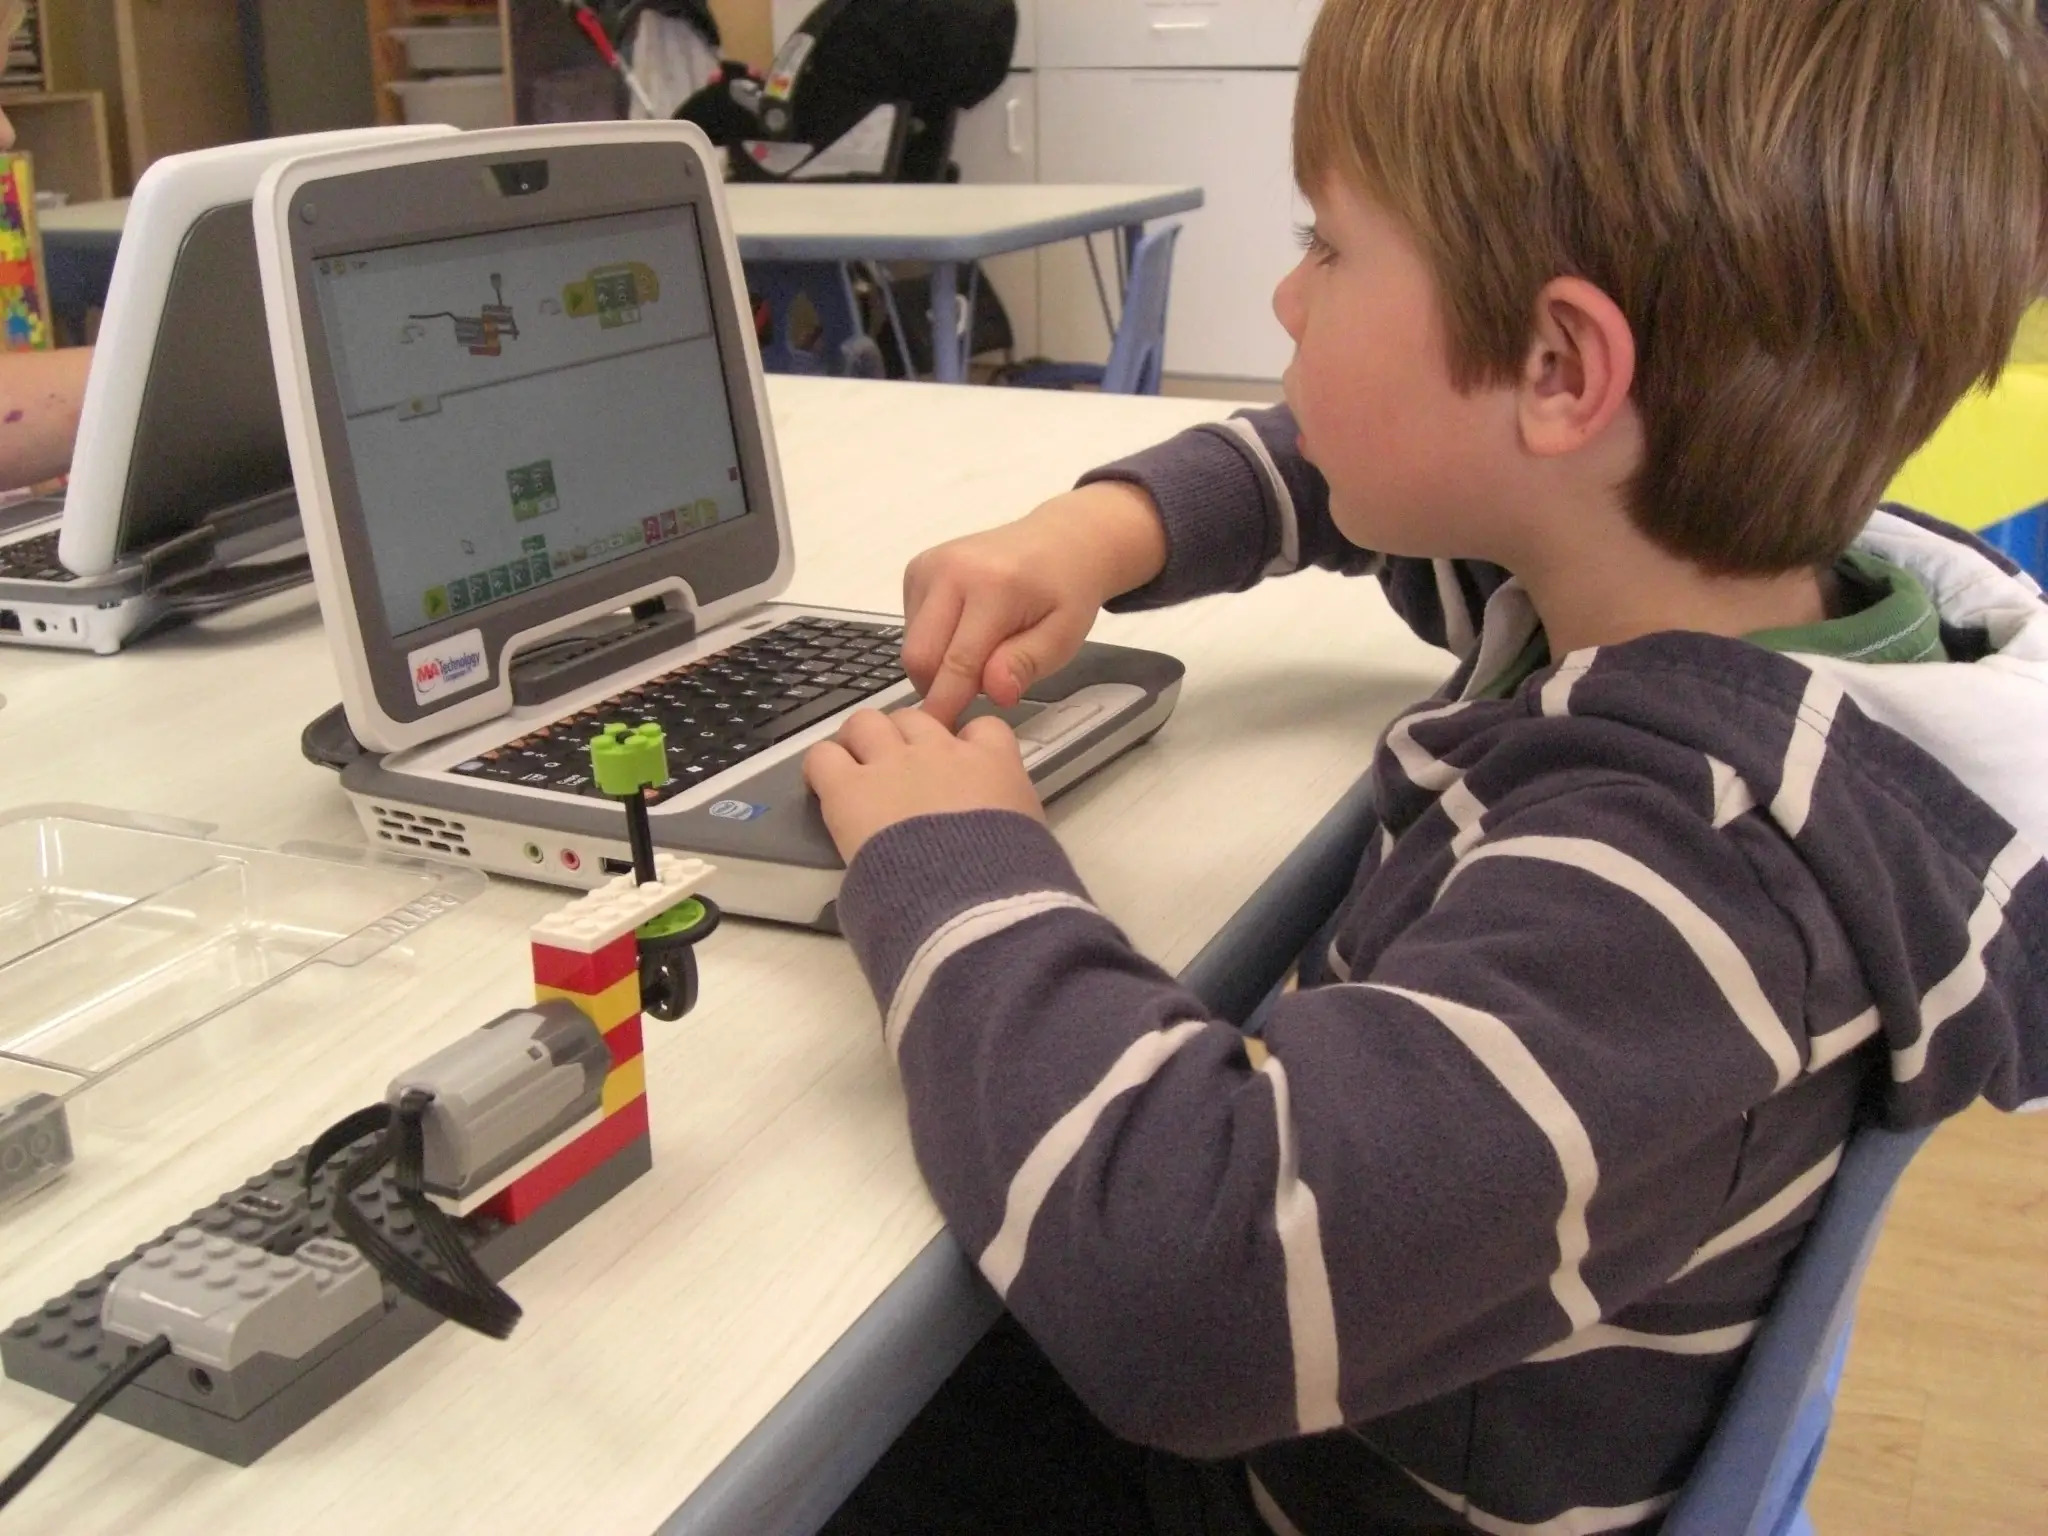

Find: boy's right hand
902;481;1169;727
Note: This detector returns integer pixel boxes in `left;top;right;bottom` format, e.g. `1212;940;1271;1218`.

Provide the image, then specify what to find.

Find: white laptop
0;127;454;654
257;121;1183;929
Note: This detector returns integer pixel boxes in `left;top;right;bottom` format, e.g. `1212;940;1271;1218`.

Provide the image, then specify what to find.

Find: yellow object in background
1884;307;2048;534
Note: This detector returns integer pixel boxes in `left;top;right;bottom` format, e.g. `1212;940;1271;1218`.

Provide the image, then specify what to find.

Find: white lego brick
528;853;715;953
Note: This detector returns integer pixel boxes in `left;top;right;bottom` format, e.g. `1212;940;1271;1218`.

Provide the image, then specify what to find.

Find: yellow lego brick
601;1055;647;1117
535;971;641;1034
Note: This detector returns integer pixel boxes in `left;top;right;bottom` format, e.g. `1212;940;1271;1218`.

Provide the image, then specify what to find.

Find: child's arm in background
0;347;91;491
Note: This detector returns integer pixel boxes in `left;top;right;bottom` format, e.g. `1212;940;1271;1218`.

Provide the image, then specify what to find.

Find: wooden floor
1807;1102;2048;1533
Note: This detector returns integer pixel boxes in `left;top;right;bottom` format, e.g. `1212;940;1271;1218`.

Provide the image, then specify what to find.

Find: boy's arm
1087;403;1513;656
837;780;1812;1458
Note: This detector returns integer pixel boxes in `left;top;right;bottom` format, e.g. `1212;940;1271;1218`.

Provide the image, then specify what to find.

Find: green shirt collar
1474;550;1946;700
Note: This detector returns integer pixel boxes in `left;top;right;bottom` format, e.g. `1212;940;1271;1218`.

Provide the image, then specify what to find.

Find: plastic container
387;73;511;131
387;23;504;74
0;805;483;1216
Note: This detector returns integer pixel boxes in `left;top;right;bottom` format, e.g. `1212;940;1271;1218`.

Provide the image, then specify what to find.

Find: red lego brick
530;934;637;994
479;1094;649;1226
605;1013;644;1070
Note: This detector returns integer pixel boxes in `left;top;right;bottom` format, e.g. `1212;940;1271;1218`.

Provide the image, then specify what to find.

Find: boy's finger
985;609;1091;707
959;713;1022;756
802;739;856;795
893;707;953;744
900;579;962;693
835;709;907;763
921;600;1022;728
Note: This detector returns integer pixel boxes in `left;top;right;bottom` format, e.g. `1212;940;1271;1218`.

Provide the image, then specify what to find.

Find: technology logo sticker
707;800;768;822
408;629;490;705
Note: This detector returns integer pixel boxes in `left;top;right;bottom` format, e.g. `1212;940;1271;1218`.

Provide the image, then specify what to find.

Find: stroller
672;0;1023;377
675;0;1018;185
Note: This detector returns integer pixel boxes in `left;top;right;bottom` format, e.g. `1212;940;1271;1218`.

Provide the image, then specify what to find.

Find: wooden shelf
0;89;113;204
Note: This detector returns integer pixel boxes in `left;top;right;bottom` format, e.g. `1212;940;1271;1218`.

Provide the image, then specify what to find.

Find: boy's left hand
804;708;1045;864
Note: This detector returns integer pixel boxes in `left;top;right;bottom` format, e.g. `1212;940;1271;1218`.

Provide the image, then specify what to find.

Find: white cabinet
1039;0;1316;69
1038;67;1300;380
950;69;1041;355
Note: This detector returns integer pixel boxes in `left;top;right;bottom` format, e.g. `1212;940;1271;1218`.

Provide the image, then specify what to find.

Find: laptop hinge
508;601;698;708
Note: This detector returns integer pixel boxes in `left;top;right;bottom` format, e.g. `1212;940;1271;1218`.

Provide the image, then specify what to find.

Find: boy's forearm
1021;480;1169;604
0;347;91;490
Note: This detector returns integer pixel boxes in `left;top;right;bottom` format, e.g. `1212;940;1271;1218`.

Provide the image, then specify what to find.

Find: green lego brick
589;722;670;797
637;897;709;941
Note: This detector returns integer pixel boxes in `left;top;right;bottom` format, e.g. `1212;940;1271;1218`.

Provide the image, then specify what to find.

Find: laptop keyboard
0;530;72;582
450;616;907;801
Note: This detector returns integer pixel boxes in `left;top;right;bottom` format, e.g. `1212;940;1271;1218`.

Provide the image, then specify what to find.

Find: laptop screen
309;203;750;642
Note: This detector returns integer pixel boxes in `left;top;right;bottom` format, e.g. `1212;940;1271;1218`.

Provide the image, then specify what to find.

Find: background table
39;182;1205;381
0;376;1451;1533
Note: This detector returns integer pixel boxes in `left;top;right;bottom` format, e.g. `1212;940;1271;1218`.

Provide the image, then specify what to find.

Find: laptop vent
369;805;472;857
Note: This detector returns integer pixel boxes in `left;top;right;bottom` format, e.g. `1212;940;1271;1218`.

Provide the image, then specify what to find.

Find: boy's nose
0;108;14;153
1272;260;1307;343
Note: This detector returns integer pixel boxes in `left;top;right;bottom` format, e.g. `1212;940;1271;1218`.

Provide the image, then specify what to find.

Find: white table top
723;182;1203;262
0;376;1450;1533
39;183;1204;263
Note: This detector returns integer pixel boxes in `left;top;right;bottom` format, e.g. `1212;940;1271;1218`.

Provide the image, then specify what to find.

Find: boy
808;0;2048;1530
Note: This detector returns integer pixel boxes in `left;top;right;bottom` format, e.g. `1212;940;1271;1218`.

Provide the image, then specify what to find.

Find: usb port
0;610;19;632
600;857;633;875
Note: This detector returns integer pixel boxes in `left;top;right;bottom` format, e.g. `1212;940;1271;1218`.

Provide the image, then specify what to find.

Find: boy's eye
1293;223;1336;265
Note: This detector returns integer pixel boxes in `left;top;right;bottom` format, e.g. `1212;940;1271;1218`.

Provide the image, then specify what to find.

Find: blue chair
748;260;885;379
1979;502;2046;585
1175;775;1934;1536
1663;1119;1932;1535
1012;222;1184;396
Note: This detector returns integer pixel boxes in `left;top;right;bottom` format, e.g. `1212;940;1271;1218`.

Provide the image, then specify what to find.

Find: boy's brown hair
1296;0;2048;573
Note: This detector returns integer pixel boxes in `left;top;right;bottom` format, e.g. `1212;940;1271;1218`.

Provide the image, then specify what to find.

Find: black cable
0;1334;173;1512
304;1099;522;1341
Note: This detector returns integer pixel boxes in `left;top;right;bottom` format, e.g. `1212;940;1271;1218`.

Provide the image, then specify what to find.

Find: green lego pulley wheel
637;896;721;1021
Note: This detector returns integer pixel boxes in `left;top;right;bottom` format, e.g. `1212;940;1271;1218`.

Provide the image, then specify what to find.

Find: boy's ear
1517;276;1637;458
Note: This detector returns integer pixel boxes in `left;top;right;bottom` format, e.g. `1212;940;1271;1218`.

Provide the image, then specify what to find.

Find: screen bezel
284;138;784;731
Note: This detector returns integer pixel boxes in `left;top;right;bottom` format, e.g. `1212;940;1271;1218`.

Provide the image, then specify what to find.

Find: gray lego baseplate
2;1128;649;1464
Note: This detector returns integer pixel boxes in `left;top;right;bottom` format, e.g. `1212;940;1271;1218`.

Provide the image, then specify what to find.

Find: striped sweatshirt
834;404;2048;1535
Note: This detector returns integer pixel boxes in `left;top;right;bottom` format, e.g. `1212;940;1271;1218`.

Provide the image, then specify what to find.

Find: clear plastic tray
0;805;484;1214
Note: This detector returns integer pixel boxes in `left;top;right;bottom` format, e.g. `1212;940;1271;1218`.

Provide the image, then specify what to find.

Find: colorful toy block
478;1095;649;1226
528;852;713;954
535;969;641;1034
529;932;636;993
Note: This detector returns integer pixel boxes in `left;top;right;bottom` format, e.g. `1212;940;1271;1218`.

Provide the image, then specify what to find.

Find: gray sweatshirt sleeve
834;778;1807;1459
1083;403;1515;657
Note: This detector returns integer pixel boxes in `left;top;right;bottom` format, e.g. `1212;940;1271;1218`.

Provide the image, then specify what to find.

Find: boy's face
1274;178;1522;560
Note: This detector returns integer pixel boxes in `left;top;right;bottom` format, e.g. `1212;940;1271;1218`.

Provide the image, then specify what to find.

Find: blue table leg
927;261;968;384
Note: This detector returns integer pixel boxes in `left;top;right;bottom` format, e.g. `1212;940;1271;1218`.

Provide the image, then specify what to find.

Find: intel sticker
408;628;491;705
707;799;768;822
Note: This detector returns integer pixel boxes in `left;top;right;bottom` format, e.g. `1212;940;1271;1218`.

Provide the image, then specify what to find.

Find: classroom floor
1807;1101;2048;1532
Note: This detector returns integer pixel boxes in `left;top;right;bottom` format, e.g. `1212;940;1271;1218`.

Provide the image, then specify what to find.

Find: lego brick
529;933;636;994
528;853;713;954
478;1094;648;1227
0;1092;73;1208
387;1002;608;1201
102;1232;379;1371
600;1056;647;1118
602;1013;644;1071
535;969;641;1034
2;1132;651;1463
